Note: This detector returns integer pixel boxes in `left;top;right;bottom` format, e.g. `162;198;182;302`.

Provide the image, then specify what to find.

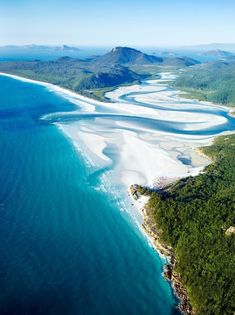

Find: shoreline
0;72;111;108
1;71;233;315
142;203;194;315
130;184;194;315
2;71;215;190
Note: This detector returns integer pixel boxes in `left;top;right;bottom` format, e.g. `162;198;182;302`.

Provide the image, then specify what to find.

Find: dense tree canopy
174;60;235;106
145;135;235;314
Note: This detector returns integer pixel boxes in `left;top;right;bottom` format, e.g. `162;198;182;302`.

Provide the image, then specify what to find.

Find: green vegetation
0;47;199;101
88;86;117;101
174;60;235;106
0;58;144;101
141;134;235;314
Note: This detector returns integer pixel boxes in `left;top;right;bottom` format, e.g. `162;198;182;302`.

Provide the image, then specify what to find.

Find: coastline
142;204;194;315
1;71;214;189
131;132;235;315
0;72;192;315
130;184;193;315
0;72;110;108
1;71;234;315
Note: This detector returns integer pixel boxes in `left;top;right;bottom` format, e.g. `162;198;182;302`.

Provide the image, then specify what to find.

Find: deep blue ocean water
0;75;179;315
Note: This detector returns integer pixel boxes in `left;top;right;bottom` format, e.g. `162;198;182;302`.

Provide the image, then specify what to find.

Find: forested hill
140;134;235;314
174;59;235;106
0;47;199;101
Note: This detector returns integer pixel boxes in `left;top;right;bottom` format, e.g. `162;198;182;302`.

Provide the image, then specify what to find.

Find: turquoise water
0;75;179;314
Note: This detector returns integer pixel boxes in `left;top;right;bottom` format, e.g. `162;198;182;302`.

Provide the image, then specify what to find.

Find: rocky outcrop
225;226;235;236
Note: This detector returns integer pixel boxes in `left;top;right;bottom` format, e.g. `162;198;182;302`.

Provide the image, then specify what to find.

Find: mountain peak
202;49;233;57
111;46;140;52
94;46;163;66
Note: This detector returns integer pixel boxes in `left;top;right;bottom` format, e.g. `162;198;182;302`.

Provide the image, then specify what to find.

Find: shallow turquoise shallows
0;76;179;315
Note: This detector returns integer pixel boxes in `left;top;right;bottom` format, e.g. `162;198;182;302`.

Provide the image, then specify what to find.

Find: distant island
201;49;234;58
0;44;81;52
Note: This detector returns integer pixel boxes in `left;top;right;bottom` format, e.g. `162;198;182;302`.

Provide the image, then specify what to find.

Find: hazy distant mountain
93;47;163;66
201;49;233;58
0;44;80;52
55;45;80;52
157;51;177;57
162;56;199;67
182;43;235;52
0;45;49;50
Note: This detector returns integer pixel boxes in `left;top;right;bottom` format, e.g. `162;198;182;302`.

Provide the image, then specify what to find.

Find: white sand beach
0;71;230;200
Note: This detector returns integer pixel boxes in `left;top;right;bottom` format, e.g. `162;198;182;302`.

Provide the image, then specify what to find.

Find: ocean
0;75;179;315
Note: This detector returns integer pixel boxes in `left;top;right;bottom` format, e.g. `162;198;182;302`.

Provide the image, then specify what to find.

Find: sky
0;0;235;47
